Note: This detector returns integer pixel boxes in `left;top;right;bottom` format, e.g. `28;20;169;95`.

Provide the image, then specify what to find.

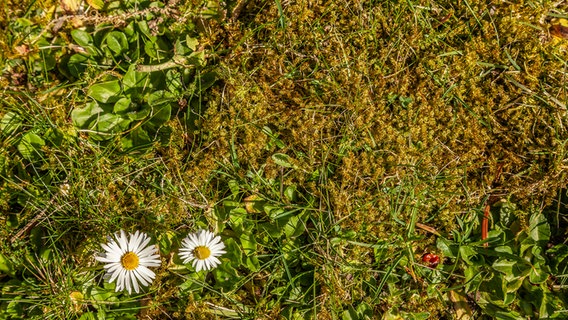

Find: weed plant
0;0;568;319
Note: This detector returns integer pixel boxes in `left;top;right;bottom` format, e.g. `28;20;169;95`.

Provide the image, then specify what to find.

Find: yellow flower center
121;252;139;270
194;246;211;260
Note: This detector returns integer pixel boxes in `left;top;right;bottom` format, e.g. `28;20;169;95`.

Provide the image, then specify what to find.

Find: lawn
1;0;568;319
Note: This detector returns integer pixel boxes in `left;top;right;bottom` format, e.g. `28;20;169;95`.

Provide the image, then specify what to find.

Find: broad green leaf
127;106;151;120
121;127;151;150
229;207;247;234
0;252;14;276
88;80;121;103
6;297;24;317
137;20;152;39
436;237;458;258
503;292;516;305
67;53;90;78
144;37;166;59
272;153;294;168
529;262;549;284
113;97;132;114
494;245;513;255
356;302;373;318
148;104;171;127
284;185;297;202
90;113;129;134
86;0;104;9
71;102;104;128
0;112;22;135
148;90;175;107
123;64;150;94
224;238;242;267
505;277;524;292
212;262;241;291
528;212;550;243
78;312;97;320
245;255;260;271
18;132;45;160
283;210;308;238
186;35;198;51
342;307;358;320
166;69;184;93
157;230;176;255
187;50;205;66
105;31;128;55
459;245;479;265
71;29;92;47
492;259;516;275
540;290;563;318
239;232;257;255
492;310;523;320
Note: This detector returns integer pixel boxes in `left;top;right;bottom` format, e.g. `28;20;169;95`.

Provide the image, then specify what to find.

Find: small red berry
429;255;440;268
422;253;440;268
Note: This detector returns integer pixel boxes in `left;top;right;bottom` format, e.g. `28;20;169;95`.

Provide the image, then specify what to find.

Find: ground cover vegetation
1;0;568;318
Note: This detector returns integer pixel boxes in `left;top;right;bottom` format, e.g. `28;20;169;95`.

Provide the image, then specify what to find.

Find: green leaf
459;245;479;265
0;112;22;135
79;312;97;320
71;29;93;47
436;237;458;258
71;102;103;128
148;104;171;128
121;127;151;150
18;132;45;160
284;185;297;202
212;263;241;291
113;97;132;114
88;80;121;103
157;231;176;255
126;106;151;120
67;53;90;78
245;255;260;271
224;238;242;267
272;153;294;168
239;233;257;255
356;302;373;318
90;113;129;134
492;259;516;275
342;307;358;320
86;0;104;10
6;297;24;317
528;212;550;244
137;20;152;39
186;35;198;51
0;252;14;277
105;31;129;55
147;90;175;107
196;71;217;92
529;262;549;284
283;210;308;238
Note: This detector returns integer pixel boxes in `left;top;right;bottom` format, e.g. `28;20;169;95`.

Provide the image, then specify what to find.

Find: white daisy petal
128;231;141;253
195;259;204;272
133;269;149;287
118;230;129;254
137;244;158;258
179;229;225;272
130;270;140;293
96;230;161;294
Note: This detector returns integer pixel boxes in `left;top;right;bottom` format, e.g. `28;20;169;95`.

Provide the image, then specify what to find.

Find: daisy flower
179;229;226;272
95;230;161;294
